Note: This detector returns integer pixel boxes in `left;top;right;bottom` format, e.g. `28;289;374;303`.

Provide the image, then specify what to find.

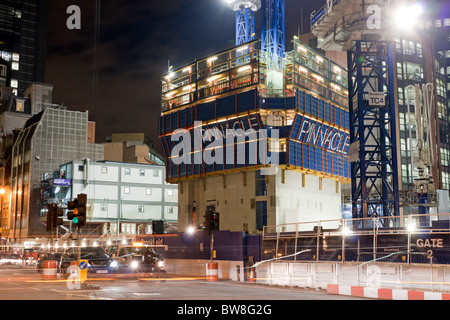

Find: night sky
45;0;326;153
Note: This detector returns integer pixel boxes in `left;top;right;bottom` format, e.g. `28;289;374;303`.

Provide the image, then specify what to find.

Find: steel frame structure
236;8;256;45
348;40;399;226
261;0;285;70
227;0;261;46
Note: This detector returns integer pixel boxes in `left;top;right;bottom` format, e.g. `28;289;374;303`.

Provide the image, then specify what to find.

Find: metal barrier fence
262;213;450;265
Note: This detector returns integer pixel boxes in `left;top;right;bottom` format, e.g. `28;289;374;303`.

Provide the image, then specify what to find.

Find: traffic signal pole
210;230;214;262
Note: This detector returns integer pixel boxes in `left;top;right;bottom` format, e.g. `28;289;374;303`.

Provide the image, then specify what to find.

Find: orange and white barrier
43;260;58;280
249;267;256;283
206;262;218;282
328;284;450;300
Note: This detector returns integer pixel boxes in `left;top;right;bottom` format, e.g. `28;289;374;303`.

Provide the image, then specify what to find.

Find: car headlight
157;261;164;269
131;261;139;269
110;261;118;268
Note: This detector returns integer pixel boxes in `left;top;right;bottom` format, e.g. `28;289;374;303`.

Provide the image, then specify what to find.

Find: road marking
133;292;161;296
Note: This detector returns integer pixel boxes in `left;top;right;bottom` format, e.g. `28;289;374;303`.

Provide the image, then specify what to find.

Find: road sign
78;260;88;284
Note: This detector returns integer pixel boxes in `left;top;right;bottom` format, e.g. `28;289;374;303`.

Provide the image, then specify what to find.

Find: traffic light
46;204;54;232
67;194;87;228
67;199;79;226
76;194;87;228
211;212;220;232
56;207;64;227
49;204;61;228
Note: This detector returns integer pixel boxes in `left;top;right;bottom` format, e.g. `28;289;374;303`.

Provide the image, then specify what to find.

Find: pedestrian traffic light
76;193;87;228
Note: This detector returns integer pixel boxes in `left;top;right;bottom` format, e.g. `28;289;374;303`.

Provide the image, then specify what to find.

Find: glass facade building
0;0;48;94
10;107;103;238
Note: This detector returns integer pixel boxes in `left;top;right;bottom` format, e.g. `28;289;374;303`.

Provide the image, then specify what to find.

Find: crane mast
311;0;438;226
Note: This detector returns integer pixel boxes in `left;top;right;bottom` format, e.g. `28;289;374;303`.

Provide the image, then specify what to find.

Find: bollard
249;267;256;283
43;260;58;280
206;262;218;282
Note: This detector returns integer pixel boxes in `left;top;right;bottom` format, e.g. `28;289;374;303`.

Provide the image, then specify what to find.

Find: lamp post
407;217;417;264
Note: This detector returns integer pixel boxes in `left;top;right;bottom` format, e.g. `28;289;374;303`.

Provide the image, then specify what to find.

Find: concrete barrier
255;261;450;294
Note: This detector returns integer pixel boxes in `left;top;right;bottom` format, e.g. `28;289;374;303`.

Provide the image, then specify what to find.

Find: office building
0;0;48;94
9;98;103;239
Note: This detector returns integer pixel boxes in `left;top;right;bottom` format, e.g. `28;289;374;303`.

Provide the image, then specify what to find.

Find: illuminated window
12;62;19;70
16;101;24;112
10;79;18;88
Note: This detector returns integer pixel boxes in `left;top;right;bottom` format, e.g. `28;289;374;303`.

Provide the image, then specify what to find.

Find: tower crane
226;0;261;46
404;83;439;225
310;0;438;227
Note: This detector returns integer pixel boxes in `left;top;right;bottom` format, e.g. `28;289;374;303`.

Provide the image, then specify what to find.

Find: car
0;253;23;266
105;243;166;277
59;246;118;276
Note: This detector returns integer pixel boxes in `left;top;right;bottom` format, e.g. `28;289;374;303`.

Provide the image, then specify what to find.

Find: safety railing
262;212;450;265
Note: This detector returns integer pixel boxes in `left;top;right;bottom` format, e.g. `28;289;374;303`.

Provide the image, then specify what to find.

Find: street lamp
407;219;416;264
186;225;196;235
393;2;424;31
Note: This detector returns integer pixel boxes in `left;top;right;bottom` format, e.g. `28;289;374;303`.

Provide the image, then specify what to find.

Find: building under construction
159;0;350;234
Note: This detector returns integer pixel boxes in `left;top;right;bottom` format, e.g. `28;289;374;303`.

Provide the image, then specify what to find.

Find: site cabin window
138;206;144;213
146;188;152;195
124;168;131;175
153;170;159;177
139;169;145;176
101;167;107;174
124;187;130;194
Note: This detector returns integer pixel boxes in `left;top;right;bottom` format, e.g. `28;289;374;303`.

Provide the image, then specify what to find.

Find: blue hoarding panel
179;109;186;128
324;101;330;122
318;99;324;120
196;101;215;122
186;107;193;127
315;147;322;172
312;96;318;118
302;144;309;169
164;115;171;133
309;146;315;171
297;89;305;112
305;93;311;114
171;111;178;131
237;89;256;113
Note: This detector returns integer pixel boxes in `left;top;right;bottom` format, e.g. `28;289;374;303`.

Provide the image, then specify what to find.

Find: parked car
105;243;166;277
59;246;118;276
